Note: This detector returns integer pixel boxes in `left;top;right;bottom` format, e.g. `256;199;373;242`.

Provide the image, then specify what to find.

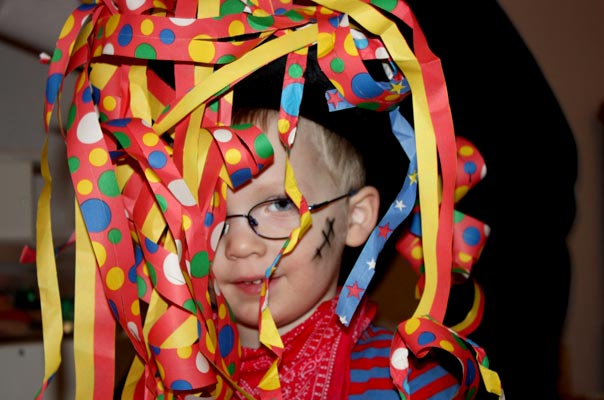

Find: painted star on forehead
395;199;406;211
378;223;393;239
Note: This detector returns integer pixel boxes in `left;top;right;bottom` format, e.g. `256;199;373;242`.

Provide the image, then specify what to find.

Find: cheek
297;215;345;260
210;249;226;279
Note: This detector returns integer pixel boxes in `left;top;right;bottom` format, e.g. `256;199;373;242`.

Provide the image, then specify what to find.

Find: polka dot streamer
389;315;500;399
36;0;503;399
396;137;490;293
316;11;410;111
395;137;490;340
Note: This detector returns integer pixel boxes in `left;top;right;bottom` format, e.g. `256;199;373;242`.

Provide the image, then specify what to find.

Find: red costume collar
237;295;376;399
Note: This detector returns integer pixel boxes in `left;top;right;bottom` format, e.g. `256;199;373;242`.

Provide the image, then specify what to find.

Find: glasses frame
222;189;358;240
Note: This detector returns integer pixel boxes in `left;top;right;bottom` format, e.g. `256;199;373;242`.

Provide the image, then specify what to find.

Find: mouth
242;278;263;285
234;276;279;295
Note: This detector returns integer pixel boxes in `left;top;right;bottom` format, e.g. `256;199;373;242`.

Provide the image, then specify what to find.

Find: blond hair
233;108;365;193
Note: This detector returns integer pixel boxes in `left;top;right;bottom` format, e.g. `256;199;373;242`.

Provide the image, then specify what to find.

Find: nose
220;216;266;259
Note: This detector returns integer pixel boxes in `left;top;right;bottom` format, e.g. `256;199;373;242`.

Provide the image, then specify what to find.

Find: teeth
244;279;262;285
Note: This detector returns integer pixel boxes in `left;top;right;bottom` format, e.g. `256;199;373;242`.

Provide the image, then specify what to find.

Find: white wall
0;339;75;399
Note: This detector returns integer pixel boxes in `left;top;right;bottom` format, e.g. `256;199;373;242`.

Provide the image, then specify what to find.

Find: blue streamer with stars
336;108;418;326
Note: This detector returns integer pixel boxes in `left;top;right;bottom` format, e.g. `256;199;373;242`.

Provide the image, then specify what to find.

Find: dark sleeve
405;1;578;399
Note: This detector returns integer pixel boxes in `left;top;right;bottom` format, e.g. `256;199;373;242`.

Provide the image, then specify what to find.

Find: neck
237;294;337;349
237;324;262;349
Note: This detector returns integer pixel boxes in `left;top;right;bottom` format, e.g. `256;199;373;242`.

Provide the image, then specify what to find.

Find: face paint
313;217;336;260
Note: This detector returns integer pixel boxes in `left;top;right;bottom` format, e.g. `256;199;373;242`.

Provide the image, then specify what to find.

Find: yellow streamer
122;355;146;399
34;137;63;398
161;314;199;348
182;67;214;201
479;365;503;396
74;199;97;397
153;26;318;135
258;361;281;391
259;306;284;350
314;0;440;317
129;65;153;123
140;201;169;243
450;281;482;333
90;63;119;92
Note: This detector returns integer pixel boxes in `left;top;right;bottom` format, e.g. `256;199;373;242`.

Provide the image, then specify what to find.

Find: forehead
289;123;330;176
239;110;335;192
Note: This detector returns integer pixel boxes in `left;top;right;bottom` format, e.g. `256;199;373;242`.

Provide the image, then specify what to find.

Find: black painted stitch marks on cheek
313;218;335;259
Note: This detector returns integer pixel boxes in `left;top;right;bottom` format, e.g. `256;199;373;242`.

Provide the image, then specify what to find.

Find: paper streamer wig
32;0;504;398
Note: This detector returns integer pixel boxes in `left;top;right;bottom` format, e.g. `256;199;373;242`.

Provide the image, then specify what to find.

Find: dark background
406;1;578;399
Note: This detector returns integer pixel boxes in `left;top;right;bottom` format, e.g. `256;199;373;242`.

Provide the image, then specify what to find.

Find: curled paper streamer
396;136;490;332
34;0;503;399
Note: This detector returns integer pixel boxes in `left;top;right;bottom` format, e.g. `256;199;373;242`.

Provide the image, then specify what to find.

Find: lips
233;276;279;295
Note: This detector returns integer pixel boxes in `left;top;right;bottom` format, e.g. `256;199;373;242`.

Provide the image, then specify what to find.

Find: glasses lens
249;198;301;239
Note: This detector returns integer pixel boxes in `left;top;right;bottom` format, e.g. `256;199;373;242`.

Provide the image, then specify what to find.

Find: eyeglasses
222;190;357;240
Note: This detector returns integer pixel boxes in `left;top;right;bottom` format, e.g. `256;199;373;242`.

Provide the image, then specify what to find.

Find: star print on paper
390;80;408;94
336;109;418;326
325;89;353;111
327;90;342;107
408;170;418;185
345;282;364;299
378;223;393;239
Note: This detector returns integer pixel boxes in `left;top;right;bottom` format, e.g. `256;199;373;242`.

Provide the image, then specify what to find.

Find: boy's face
212;115;349;337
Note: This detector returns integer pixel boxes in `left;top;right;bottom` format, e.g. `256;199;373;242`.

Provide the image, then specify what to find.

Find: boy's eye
266;197;297;213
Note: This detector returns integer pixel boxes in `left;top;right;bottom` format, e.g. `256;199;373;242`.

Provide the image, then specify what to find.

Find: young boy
213;107;394;398
207;52;462;398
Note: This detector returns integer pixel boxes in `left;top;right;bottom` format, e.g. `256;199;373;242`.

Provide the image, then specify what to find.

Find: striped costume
238;295;460;399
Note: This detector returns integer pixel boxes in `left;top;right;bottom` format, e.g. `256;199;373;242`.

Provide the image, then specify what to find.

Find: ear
345;186;380;247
